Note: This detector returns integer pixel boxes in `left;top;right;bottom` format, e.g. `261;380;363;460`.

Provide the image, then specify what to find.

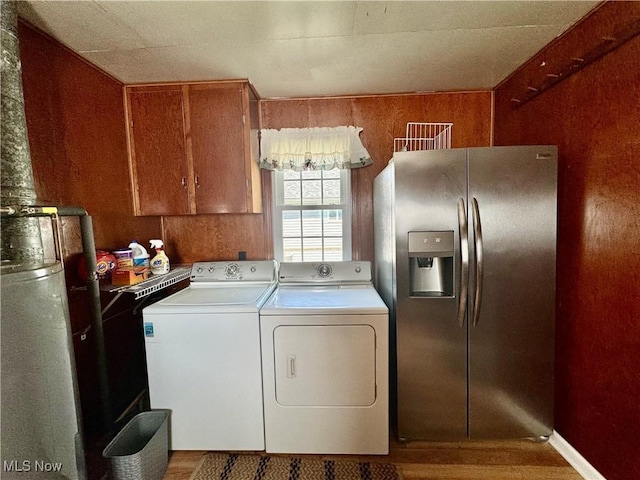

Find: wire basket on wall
394;122;453;152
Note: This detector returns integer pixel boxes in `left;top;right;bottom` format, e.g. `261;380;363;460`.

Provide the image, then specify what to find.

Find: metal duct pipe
1;0;44;264
77;214;113;435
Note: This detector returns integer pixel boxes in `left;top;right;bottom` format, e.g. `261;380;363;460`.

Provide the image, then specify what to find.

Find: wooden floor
163;438;582;480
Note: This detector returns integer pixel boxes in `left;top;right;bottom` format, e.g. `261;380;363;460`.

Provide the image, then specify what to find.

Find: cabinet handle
181;177;187;188
195;175;200;188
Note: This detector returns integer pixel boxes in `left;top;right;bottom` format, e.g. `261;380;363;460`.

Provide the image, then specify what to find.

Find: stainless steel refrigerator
374;145;557;441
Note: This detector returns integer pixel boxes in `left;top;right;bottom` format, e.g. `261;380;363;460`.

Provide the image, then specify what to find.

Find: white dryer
260;261;389;455
142;260;276;450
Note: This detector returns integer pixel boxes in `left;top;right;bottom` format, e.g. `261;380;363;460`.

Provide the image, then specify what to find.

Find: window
273;168;351;262
260;126;372;263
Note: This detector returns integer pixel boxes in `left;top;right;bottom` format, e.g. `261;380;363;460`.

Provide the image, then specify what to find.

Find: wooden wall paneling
162;215;268;264
494;4;640;479
19;21;132;216
127;85;191;216
348;91;493;168
348;95;406;261
92;215;163;254
351;95;417;262
307;97;355;127
261;99;310;129
351;96;406;168
18;23;65;205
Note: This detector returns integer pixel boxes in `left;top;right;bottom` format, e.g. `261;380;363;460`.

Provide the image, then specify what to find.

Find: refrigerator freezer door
393;149;468;440
467;145;557;438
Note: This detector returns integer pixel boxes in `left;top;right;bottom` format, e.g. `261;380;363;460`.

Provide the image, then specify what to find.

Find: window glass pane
323;237;343;261
303;238;323;261
282;210;301;237
322;168;340;179
284;170;301;180
283;180;301;206
302;210;322;236
301;170;322;179
322;179;341;204
323;209;342;237
274;167;350;262
283;238;302;262
302;180;322;205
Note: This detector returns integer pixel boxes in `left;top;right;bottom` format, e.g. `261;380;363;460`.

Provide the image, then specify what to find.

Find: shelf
101;266;191;300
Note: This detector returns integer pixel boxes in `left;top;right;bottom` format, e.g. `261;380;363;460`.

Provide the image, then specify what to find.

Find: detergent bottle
149;239;170;275
129;240;150;267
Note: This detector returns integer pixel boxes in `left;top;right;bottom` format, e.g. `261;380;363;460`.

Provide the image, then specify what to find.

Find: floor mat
189;452;402;480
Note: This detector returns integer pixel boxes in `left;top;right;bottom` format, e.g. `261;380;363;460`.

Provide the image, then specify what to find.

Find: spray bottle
149;239;170;275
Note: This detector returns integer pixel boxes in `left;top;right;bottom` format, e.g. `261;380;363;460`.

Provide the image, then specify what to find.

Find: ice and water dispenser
408;231;454;297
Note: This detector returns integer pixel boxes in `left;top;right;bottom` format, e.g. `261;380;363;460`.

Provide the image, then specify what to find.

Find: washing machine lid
260;285;388;315
144;283;276;314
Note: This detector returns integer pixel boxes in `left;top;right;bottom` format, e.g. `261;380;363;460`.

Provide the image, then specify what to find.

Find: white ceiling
17;1;600;99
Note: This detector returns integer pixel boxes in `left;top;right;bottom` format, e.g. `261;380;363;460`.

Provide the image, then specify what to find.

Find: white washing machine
142;260;276;450
260;261;389;455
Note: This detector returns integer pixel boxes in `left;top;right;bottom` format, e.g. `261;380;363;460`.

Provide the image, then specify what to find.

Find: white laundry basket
102;410;170;480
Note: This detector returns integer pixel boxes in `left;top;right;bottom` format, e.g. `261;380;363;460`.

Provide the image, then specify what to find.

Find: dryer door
274;324;376;406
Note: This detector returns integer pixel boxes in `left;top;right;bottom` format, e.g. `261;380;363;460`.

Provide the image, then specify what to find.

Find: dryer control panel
278;261;372;284
190;260;276;282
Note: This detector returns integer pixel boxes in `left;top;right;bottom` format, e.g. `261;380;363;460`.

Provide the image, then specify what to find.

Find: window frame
272;168;352;262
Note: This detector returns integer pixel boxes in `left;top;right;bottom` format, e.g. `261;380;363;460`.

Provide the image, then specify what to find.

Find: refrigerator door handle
472;197;484;326
457;198;469;327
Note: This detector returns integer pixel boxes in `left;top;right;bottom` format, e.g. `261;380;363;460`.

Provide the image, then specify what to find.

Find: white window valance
259;126;373;171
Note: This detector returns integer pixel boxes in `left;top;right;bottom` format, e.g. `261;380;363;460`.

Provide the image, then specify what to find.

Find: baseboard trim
549;430;606;480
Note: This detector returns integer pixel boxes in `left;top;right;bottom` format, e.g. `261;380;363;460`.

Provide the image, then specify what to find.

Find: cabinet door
188;84;251;213
128;86;191;215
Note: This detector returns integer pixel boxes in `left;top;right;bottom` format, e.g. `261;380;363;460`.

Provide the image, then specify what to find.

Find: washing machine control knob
317;264;332;277
225;263;240;277
196;266;204;273
355;266;361;273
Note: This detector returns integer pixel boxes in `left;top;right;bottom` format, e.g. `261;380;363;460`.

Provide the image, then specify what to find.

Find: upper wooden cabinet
126;85;190;216
125;81;262;216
